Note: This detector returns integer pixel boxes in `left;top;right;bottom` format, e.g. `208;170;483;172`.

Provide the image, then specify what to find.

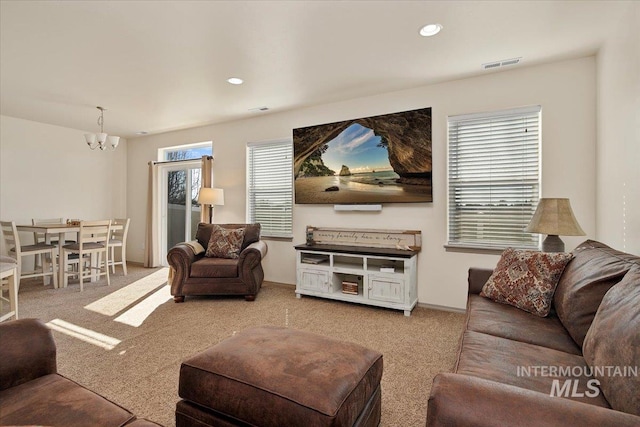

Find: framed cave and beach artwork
293;107;432;204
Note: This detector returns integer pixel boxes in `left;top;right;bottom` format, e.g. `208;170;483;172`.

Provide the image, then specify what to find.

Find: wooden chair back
32;218;65;244
0;221;20;259
111;218;130;244
78;220;111;249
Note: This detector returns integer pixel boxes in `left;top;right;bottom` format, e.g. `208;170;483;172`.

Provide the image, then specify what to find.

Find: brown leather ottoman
176;325;383;427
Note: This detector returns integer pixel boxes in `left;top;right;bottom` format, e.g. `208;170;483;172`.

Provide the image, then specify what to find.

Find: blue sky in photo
322;124;393;174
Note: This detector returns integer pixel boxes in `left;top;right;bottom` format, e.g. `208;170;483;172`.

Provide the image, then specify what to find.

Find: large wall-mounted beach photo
293;107;432;204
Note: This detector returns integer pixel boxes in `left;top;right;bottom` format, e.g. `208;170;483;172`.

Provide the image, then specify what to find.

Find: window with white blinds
447;106;541;250
247;140;293;238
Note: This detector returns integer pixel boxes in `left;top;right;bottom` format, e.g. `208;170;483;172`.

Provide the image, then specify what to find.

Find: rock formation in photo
293;108;432;185
339;165;352;176
297;143;335;177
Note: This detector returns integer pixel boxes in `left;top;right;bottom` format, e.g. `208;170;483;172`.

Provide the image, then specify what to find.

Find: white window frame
447;106;541;251
247;139;293;239
158;141;212;161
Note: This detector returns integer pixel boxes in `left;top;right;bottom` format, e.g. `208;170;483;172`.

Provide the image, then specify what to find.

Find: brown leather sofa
0;318;162;426
167;223;268;302
427;240;640;426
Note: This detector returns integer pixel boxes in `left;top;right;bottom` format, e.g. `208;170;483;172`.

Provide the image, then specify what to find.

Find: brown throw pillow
205;225;245;259
480;248;574;317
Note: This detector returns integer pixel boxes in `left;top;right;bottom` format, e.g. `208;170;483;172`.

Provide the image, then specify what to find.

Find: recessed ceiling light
227;77;243;85
419;23;442;37
248;106;269;112
136;131;148;135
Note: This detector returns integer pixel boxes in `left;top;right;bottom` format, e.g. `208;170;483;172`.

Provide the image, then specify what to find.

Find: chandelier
84;106;120;151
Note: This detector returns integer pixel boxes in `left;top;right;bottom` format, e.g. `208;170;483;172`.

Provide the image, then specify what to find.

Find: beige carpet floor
14;264;465;426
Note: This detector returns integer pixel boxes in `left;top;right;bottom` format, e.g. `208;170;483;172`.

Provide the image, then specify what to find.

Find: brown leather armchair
167;223;268;303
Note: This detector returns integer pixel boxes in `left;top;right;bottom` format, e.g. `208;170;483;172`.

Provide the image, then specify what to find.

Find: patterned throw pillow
205;225;246;259
480;248;574;317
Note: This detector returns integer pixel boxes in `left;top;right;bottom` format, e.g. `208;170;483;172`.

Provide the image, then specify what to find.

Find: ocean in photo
295;171;432;204
347;170;399;187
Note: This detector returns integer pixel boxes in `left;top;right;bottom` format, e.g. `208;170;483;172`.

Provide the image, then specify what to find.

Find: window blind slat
448;106;541;249
247;140;293;238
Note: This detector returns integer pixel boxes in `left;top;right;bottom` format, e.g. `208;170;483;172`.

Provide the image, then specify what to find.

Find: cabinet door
299;269;331;293
368;275;404;303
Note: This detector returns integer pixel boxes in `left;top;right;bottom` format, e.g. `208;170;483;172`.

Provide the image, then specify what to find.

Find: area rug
15;265;465;426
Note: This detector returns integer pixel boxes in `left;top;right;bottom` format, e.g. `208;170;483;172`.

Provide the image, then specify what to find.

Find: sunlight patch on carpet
84;268;170;316
47;318;121;350
114;284;172;327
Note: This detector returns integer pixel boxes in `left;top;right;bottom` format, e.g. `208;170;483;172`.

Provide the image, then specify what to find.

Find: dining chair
0;220;58;289
32;217;65;243
31;218;75;269
109;218;130;275
61;220;111;291
0;255;19;321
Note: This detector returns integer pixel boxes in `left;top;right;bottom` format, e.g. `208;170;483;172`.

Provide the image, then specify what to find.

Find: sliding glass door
160;160;202;264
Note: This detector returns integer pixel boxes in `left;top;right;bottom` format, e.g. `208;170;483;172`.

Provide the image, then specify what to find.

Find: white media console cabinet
295;242;419;316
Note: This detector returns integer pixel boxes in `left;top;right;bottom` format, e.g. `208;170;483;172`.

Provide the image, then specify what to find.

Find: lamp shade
108;135;120;149
84;133;97;145
525;198;585;236
197;187;224;206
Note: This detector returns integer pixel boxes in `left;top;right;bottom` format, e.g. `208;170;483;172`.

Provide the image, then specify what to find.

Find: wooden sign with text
307;226;421;251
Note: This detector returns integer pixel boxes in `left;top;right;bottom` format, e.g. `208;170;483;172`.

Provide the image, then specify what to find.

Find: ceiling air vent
482;57;522;70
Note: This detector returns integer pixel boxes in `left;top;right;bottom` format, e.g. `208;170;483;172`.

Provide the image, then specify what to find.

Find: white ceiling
0;1;629;138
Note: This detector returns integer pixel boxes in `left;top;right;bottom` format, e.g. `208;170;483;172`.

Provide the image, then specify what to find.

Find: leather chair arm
468;268;493;295
427;373;640;427
238;240;268;293
0;318;57;390
167;243;200;296
239;240;268;265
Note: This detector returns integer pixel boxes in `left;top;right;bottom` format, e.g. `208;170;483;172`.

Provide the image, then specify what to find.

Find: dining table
16;222;123;288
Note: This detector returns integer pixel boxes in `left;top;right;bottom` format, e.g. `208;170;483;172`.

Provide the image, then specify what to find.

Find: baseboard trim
417;302;466;314
127;261;146;267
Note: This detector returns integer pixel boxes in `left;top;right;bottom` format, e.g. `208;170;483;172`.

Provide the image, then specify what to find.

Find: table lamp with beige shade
525;198;585;252
198;187;224;223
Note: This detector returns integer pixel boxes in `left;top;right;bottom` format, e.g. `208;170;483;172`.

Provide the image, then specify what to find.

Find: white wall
0;116;127;253
127;57;597;310
596;2;640;255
